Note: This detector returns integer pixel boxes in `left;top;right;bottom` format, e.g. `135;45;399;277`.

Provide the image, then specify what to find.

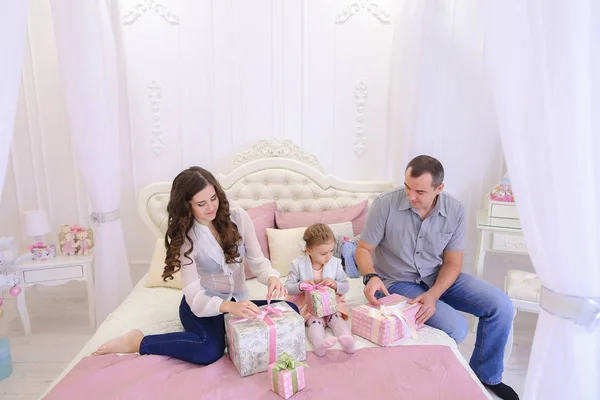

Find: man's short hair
406;155;444;187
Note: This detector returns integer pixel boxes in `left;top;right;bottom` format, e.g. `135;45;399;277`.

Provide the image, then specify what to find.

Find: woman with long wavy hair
92;166;295;365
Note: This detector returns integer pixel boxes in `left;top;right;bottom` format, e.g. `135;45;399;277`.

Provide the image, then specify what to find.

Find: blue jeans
139;297;299;365
383;273;514;385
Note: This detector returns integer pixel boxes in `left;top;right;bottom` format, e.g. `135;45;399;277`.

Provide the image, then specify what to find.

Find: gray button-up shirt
361;188;466;288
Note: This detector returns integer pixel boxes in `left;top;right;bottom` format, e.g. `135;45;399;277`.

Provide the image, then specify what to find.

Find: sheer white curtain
0;2;28;201
388;1;503;259
485;2;600;399
50;1;133;324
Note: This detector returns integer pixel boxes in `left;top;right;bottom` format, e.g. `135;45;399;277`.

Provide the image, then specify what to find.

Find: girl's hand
267;276;287;300
220;300;261;318
321;278;338;291
301;280;316;289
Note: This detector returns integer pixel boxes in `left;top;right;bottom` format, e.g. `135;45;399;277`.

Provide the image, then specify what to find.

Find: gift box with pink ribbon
225;301;306;377
28;242;56;261
351;294;423;346
298;282;337;318
268;353;309;399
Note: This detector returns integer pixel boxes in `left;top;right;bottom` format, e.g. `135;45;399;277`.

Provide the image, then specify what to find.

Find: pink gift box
299;283;337;318
351;294;423;346
29;244;56;261
268;363;306;399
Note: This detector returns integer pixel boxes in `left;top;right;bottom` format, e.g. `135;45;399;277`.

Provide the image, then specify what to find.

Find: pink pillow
275;200;368;236
243;202;277;279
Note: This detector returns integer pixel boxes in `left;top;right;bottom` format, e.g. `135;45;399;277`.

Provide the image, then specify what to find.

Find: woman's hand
267;276;287;300
321;278;338;291
220;300;261;318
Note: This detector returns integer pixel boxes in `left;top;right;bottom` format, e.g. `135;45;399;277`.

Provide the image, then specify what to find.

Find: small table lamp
21;210;51;244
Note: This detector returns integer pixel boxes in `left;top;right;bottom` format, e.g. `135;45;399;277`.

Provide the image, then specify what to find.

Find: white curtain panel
485;2;600;399
388;1;503;261
50;1;133;324
0;2;28;201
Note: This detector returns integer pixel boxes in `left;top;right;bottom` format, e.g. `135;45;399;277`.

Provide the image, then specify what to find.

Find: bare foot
92;329;144;356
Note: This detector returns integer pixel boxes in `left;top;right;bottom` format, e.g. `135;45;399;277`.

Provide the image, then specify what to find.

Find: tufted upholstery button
264;181;268;185
303;179;308;184
313;195;318;199
274;196;279;200
243;179;248;184
254;196;259;201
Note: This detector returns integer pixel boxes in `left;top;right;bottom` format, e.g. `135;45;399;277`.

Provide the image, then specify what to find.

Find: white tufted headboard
138;140;395;239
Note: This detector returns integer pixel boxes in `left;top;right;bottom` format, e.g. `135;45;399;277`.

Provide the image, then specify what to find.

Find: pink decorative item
298;282;337;318
28;242;56;261
268;353;308;399
9;285;22;296
489;185;515;203
225;302;306;377
60;232;77;255
351;294;423;346
0;298;3;307
75;230;92;255
275;200;368;236
59;224;94;256
243;202;277;279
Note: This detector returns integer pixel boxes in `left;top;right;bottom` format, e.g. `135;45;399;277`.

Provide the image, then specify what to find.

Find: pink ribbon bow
228;301;282;365
28;242;45;250
71;224;85;233
298;282;333;315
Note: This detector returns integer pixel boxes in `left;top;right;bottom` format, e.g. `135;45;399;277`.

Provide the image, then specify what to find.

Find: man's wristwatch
362;273;379;286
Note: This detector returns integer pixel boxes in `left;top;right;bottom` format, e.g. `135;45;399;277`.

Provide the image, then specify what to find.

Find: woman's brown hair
303;223;335;249
162;166;241;281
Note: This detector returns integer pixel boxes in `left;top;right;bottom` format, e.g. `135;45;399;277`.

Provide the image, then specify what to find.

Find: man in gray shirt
357;155;518;400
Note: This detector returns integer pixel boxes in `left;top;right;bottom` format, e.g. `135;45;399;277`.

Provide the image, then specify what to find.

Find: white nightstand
13;253;95;335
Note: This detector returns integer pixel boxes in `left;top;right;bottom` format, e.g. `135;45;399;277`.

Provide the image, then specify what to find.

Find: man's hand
220;300;261;318
321;278;337;291
363;276;390;305
409;291;438;324
267;276;287;300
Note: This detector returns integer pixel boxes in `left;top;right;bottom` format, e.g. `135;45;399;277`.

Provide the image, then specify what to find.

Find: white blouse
180;207;279;317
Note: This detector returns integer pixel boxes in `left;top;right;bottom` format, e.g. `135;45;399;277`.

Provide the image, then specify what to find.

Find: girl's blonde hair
303;223;335;249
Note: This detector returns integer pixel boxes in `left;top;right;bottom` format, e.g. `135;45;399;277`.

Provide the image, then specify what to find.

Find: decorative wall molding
353;80;368;157
227;139;324;172
335;0;391;25
147;81;164;156
122;0;180;26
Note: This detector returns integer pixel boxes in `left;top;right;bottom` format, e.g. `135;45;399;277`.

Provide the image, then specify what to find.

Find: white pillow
266;222;353;276
145;239;182;289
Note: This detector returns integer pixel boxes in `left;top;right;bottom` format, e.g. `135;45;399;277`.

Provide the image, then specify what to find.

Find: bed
43;140;491;399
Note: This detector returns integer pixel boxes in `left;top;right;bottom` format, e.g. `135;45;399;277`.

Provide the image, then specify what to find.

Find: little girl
285;223;355;356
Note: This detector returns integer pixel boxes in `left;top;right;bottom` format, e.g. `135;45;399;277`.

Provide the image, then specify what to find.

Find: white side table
474;210;528;279
474;210;534;362
13;253;95;335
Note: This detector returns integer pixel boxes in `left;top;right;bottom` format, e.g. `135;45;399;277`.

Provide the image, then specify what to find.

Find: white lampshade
21;210;51;238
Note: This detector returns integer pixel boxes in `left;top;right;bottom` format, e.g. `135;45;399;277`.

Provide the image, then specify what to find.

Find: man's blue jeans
384;273;514;385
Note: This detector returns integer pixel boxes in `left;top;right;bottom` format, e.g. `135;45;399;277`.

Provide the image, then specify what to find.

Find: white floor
0;257;536;399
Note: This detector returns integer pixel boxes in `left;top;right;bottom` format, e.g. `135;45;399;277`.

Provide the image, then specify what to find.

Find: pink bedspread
44;345;488;400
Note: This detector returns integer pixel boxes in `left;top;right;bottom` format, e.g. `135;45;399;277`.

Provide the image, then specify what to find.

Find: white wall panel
1;0;503;268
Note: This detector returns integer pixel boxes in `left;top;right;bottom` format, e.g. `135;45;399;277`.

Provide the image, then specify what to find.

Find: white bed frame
138;139;394;239
44;140;491;399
